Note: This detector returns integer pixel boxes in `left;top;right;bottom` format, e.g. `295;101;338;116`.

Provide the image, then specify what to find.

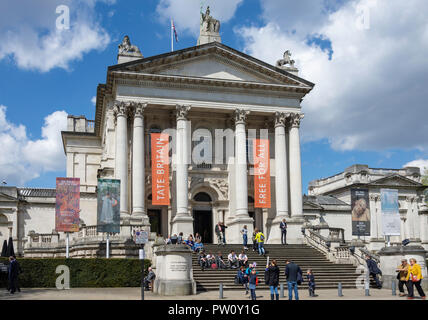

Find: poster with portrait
55;178;80;232
381;189;401;236
351;188;370;236
97;179;120;233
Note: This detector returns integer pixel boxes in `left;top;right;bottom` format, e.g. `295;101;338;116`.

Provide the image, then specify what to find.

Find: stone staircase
192;244;361;292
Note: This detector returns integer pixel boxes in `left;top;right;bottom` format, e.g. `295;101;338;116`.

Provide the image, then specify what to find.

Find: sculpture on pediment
198;6;222;45
276;50;295;68
118;35;142;56
201;6;220;33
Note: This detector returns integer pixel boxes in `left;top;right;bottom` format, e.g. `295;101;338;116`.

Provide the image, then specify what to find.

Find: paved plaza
0;287;424;301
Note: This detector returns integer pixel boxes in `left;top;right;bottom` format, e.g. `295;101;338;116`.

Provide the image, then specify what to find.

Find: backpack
260;233;265;241
211;263;218;269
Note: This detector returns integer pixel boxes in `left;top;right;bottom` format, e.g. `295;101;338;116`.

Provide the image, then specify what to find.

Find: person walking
306;269;316;297
285;260;302;300
12;255;21;293
265;259;280;300
241;225;248;250
254;228;266;256
365;255;382;289
7;256;18;294
396;259;410;297
215;222;223;245
252;230;258;252
280;219;287;245
406;258;426;300
143;267;156;291
248;269;258;300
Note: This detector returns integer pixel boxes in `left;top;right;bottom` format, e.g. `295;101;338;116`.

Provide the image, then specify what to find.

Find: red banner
151;133;170;205
55;177;80;232
253;139;271;208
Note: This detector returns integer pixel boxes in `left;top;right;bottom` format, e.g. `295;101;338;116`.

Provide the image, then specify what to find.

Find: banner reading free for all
253;139;271;208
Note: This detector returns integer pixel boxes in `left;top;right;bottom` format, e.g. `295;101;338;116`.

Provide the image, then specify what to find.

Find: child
306;269;316;297
248;269;258;300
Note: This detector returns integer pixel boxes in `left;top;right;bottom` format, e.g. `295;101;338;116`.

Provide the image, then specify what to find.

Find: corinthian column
171;105;193;235
114;101;129;218
289;113;304;217
235;108;250;217
132;103;149;226
274;112;289;218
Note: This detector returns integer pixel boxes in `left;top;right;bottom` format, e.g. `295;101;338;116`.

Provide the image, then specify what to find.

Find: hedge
0;258;151;288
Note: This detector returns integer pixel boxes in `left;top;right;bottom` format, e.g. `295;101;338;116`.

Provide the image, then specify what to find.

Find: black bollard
219;283;224;299
392;279;396;296
280;283;284;298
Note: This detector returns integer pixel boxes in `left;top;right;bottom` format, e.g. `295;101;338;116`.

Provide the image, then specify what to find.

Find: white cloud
0;105;67;186
91;96;97;106
156;0;243;37
0;0;113;72
237;0;428;152
404;159;428;175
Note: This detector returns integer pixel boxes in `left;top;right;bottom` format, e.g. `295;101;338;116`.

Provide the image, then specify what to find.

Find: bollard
391;279;396;296
219;283;223;299
338;282;343;297
280;283;284;298
365;280;370;296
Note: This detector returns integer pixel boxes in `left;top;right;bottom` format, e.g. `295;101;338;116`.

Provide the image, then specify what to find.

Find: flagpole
171;19;174;52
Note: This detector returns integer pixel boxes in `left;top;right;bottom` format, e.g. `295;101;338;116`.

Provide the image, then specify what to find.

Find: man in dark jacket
8;256;18;294
265;260;280;300
365;256;382;289
285;260;302;300
279;219;287;245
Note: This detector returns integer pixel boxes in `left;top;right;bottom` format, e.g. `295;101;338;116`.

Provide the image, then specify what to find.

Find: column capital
289;113;304;128
134;102;147;118
113;101;132;117
234;108;250;125
274;111;290;128
176;104;191;120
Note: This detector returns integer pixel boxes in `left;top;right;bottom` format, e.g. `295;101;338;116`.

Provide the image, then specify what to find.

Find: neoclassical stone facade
63;40;315;245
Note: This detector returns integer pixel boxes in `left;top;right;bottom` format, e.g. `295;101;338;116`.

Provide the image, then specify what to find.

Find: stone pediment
0;192;18;202
109;42;314;89
368;174;423;187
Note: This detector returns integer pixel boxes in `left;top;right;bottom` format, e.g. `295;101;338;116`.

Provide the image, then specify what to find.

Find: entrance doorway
148;209;162;236
193;210;213;243
193;192;213;243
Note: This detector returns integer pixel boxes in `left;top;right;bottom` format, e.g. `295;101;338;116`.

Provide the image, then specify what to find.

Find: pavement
0;287;425;300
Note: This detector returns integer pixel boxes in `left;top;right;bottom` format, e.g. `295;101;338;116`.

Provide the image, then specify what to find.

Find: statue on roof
118;35;142;55
276;50;295;68
201;6;220;33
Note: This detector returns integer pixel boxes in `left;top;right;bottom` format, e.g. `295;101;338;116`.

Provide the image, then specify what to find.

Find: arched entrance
193;192;213;243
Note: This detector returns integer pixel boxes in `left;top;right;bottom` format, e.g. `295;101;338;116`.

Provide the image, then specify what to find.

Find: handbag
396;272;400;280
410;273;418;282
211;263;218;269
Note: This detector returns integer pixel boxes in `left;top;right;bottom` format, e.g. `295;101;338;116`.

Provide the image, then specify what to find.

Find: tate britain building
1;14;427;258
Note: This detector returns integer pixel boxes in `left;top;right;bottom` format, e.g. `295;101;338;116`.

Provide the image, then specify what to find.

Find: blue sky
0;0;427;193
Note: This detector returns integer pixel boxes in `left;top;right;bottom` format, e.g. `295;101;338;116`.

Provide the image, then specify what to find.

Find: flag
171;19;178;42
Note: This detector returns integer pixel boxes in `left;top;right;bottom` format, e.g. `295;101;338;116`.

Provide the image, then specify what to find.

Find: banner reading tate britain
253;139;271;208
151;132;170;206
381;189;400;236
55;177;80;232
351;188;370;236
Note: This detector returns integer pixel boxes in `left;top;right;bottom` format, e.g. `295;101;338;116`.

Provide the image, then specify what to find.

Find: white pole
66;233;69;258
171;19;174;52
106;233;110;259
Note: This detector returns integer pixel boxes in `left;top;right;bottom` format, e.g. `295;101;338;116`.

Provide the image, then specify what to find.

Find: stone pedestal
226;217;254;244
368;239;386;252
285;217;305;244
378;245;428;291
153;244;196;296
197;31;221;45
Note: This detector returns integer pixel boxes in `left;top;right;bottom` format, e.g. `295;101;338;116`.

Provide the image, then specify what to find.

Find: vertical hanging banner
151;133;170;205
253;139;271;208
55;178;80;232
351;188;370;236
381;189;400;236
97;179;120;233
